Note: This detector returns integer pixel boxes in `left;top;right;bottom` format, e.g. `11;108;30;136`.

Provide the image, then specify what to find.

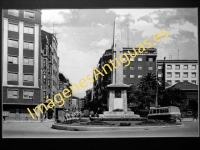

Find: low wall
3;113;39;121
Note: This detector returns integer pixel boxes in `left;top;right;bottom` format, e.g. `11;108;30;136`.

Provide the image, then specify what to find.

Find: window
148;66;153;70
24;41;33;50
122;58;126;62
43;59;46;69
148;58;153;62
183;65;188;70
23;58;33;65
123;66;126;70
23;74;34;82
158;73;162;77
8;9;19;17
130;58;134;61
43;91;46;99
175;65;180;70
138;57;142;61
130;75;134;78
175;80;180;84
23;90;34;99
138;75;142;78
167;72;172;78
24;11;35;19
183;80;188;82
138;65;142;70
123;75;126;78
165;108;169;113
175;72;180;78
167;65;172;70
183;72;188;78
8;72;18;81
167;80;172;86
191;65;196;70
158;65;162;69
160;109;165;113
8;56;18;64
24;26;34;34
191;73;196;78
191;80;196;85
8;23;18;32
8;39;18;48
7;89;18;98
130;66;134;70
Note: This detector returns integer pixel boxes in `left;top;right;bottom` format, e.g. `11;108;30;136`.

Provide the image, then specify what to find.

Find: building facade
58;77;72;110
79;98;86;110
93;47;157;110
157;60;198;88
41;30;60;119
2;9;42;120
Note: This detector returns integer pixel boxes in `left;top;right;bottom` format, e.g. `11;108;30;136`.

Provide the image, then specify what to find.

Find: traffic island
51;118;184;131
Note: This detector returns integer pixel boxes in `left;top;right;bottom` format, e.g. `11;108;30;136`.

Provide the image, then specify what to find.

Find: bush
81;120;115;126
90;117;147;121
119;123;131;126
57;120;62;123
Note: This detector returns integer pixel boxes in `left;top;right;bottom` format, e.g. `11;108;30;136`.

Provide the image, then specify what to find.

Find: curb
52;123;184;131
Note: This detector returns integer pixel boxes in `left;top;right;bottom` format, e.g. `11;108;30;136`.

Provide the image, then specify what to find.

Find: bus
148;106;181;121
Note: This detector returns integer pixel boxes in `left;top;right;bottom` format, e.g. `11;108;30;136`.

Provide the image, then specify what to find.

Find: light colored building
157;60;198;88
2;9;42;120
72;98;78;109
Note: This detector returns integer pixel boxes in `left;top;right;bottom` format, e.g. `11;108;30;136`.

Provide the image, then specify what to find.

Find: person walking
193;112;198;121
44;111;47;120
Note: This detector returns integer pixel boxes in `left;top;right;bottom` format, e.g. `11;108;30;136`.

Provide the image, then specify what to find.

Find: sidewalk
3;119;55;123
177;118;198;122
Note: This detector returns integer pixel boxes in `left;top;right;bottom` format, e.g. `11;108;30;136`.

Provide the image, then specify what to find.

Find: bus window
149;110;152;114
171;107;180;113
156;109;159;113
153;109;156;114
165;108;169;113
160;109;165;113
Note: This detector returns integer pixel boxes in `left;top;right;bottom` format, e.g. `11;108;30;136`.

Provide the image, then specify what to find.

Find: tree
160;88;187;111
187;99;198;113
138;73;157;91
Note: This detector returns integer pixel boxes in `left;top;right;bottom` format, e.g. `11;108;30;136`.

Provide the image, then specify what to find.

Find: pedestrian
44;111;47;120
181;113;183;120
193;113;198;121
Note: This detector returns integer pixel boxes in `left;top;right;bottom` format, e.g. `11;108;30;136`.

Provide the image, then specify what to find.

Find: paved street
2;120;198;138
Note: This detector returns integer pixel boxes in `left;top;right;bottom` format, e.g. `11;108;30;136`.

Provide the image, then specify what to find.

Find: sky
41;8;198;98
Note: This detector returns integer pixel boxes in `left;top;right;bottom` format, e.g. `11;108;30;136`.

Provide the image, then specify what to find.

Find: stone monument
100;18;140;118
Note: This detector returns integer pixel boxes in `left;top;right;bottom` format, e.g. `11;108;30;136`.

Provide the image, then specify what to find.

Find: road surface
2;120;198;138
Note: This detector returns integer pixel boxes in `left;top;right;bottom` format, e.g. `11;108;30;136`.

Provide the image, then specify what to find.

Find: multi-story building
58;76;72;110
93;47;157;110
86;88;93;108
71;96;79;110
2;9;42;120
41;30;59;119
78;98;86;110
157;60;198;88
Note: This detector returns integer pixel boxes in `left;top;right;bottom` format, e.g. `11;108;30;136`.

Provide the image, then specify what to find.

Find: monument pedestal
99;83;140;119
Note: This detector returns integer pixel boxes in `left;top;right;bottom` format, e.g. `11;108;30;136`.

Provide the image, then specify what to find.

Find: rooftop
169;81;198;90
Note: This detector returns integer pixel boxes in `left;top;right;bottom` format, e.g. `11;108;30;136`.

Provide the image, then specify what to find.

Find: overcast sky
41;8;198;98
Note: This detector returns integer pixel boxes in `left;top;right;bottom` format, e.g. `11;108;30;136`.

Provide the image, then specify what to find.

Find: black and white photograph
2;7;199;138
